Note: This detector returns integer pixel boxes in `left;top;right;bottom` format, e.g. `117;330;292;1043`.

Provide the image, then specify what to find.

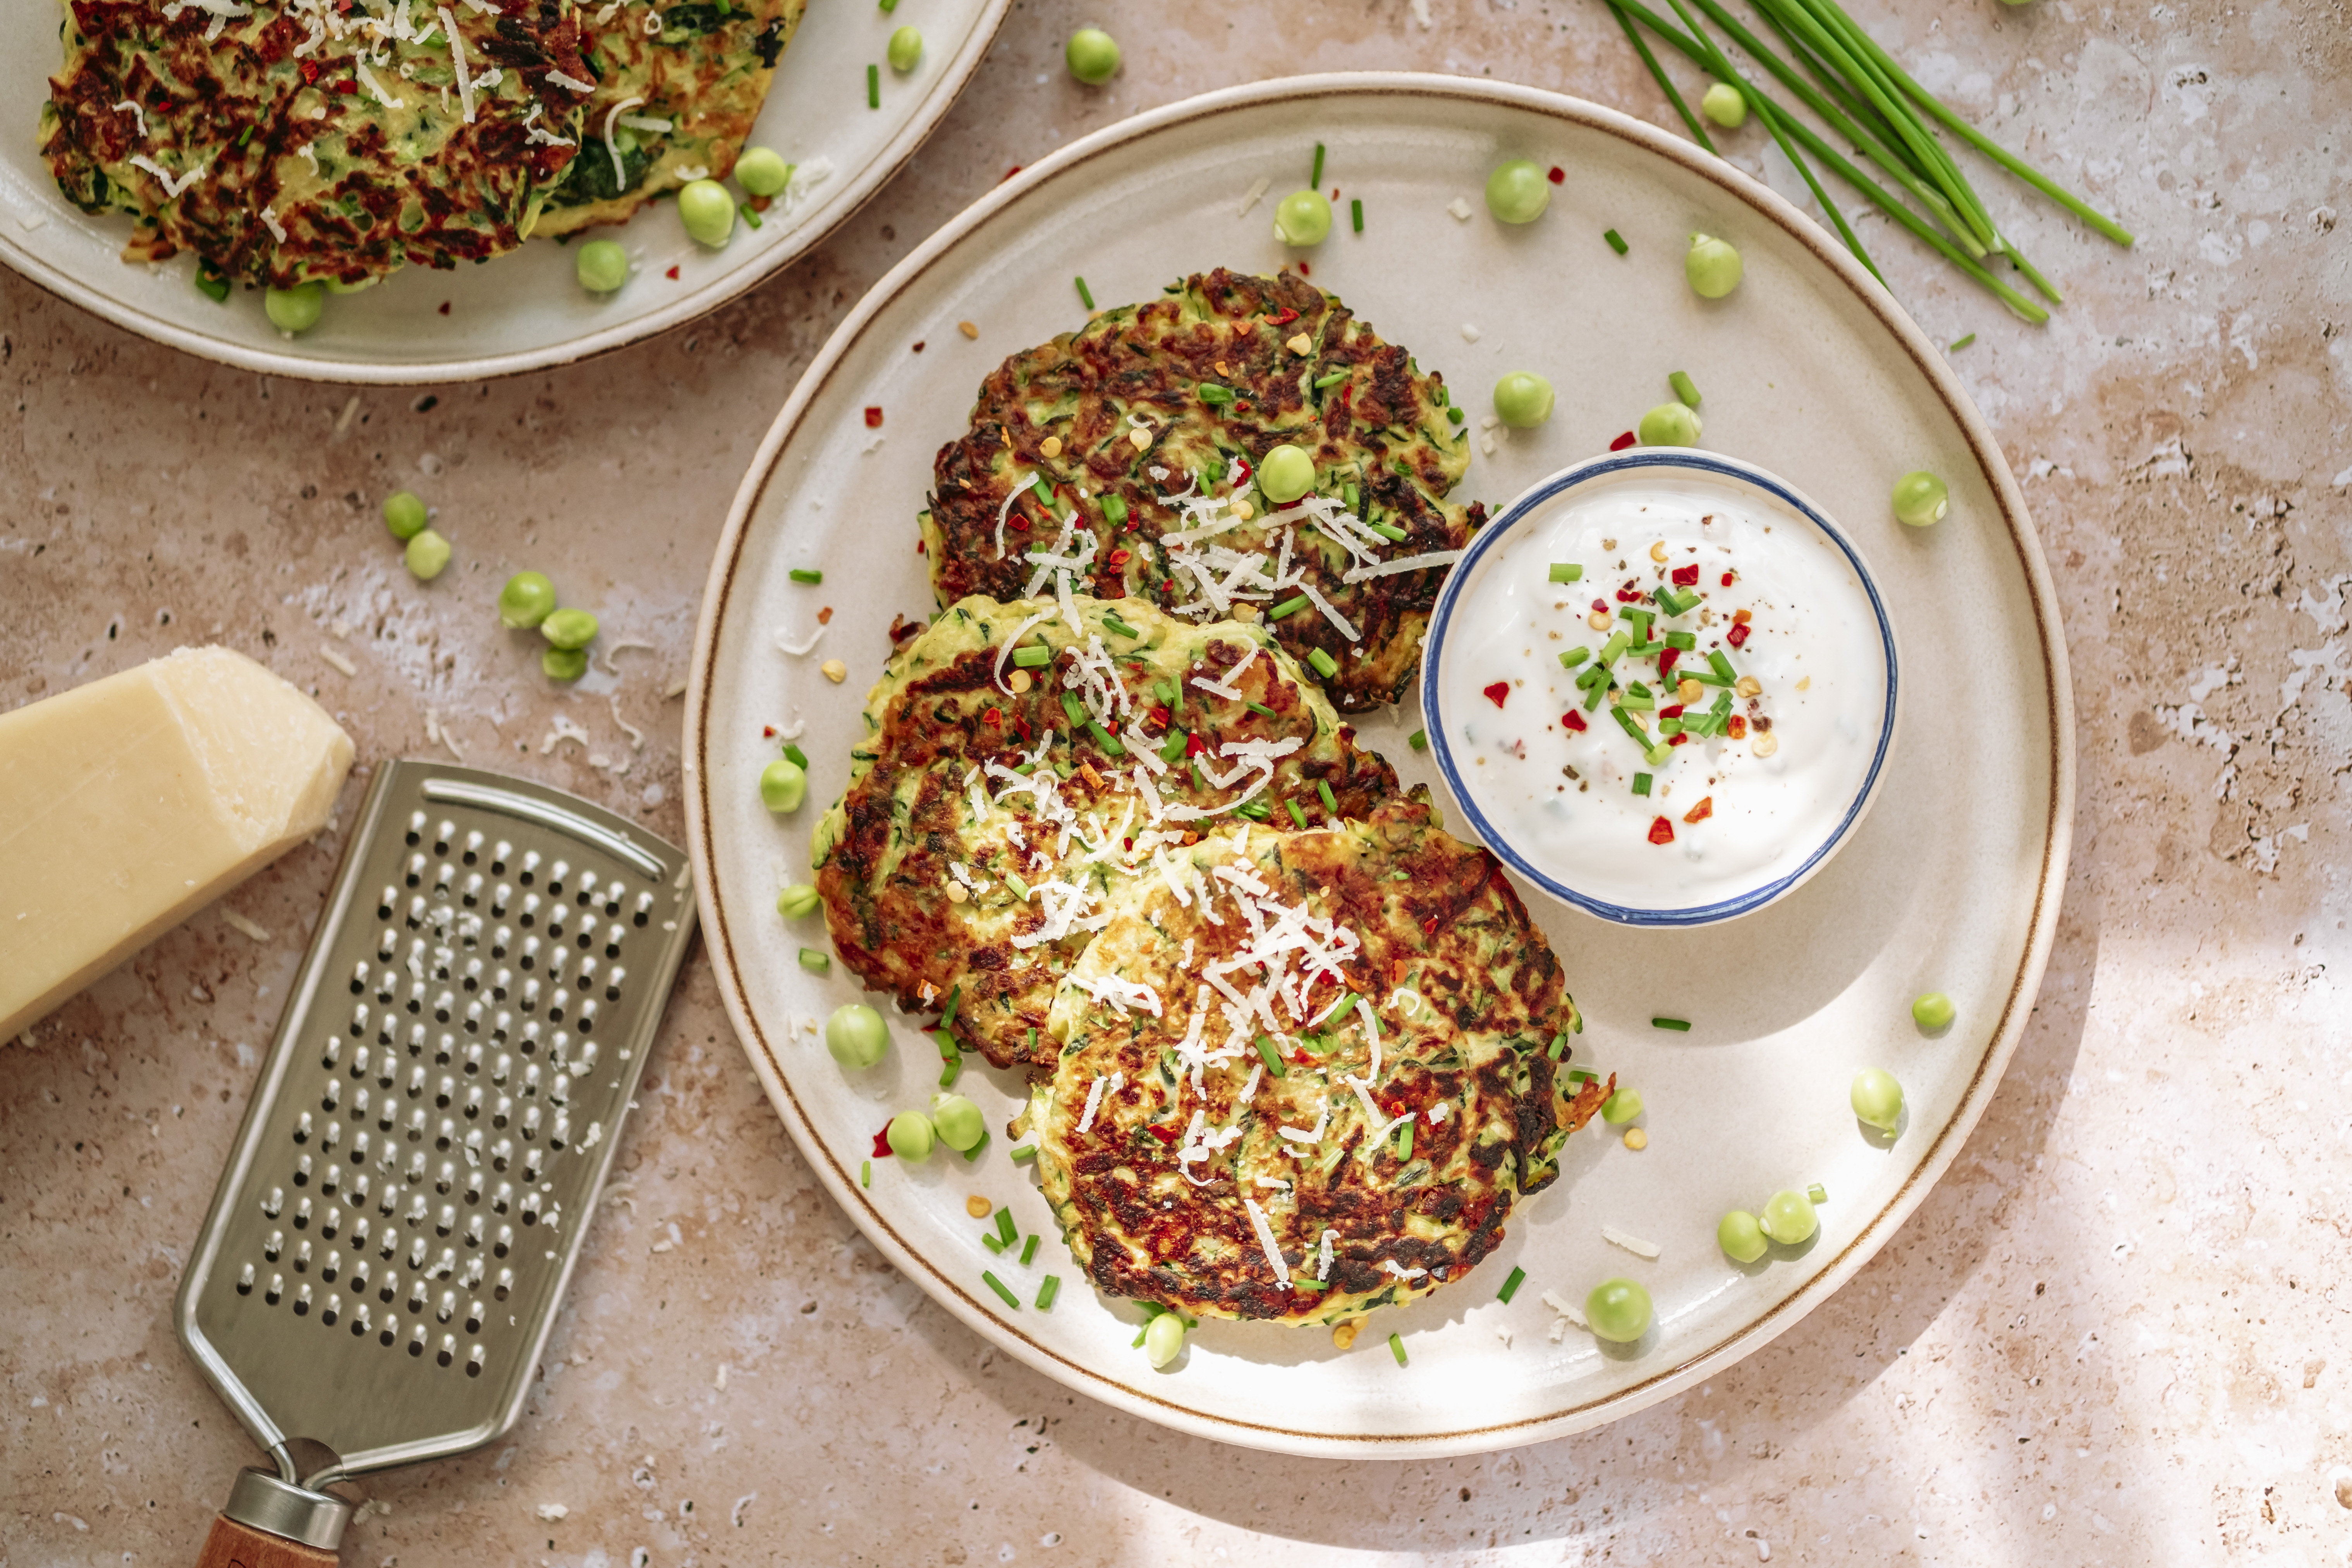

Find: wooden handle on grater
197;1513;340;1568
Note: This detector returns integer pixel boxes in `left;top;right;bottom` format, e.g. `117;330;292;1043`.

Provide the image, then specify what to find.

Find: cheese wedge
0;647;355;1037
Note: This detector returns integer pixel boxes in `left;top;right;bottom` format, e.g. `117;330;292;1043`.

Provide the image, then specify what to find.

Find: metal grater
174;761;696;1563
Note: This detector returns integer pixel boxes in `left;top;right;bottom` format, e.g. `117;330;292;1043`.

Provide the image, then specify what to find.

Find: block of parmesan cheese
0;647;355;1037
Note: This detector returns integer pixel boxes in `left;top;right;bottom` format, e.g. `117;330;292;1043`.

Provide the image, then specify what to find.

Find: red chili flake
1547;166;1566;184
1561;710;1587;732
762;725;777;737
1659;704;1685;720
1720;570;1737;587
1232;457;1252;482
1732;608;1752;624
1591;598;1609;613
1672;564;1700;587
1147;1123;1179;1145
871;1125;895;1158
1668;733;1689;747
1105;548;1131;568
1002;165;1022;182
911;340;925;352
916;539;927;555
1297;260;1311;277
1609;431;1637;451
1185;733;1208;757
1123;838;1134;852
1727;622;1752;648
1266;307;1299;327
1149;705;1172;729
984;707;1003;725
1682;795;1715;825
1482;681;1511;708
437;301;452;315
1657;647;1680;681
1423;915;1439;936
665;264;680;280
1615;588;1641;604
864;407;884;428
1008;516;1031;532
299;60;321;82
1648;816;1676;845
1727;714;1747;738
1014;716;1033;742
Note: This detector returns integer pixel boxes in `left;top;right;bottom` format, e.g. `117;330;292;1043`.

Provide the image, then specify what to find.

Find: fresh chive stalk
1808;1181;1829;1204
1603;228;1629;255
1285;797;1309;830
797;947;830;973
1388;1331;1408;1367
1498;1266;1527;1304
1651;1016;1692;1031
1668;370;1701;408
783;741;809;768
1311;142;1325;187
789;567;823;584
1368;522;1409;542
1350;198;1364;233
1632;772;1653;797
1408;728;1428;751
1549;562;1584;583
866;63;879;108
1036;1275;1061;1309
1012;644;1052;668
1316;779;1338;816
1560;646;1591;669
1074;276;1095;310
982;1271;1020;1309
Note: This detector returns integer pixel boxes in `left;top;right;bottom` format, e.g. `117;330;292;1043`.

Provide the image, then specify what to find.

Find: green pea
776;882;821;919
1584;1277;1652;1343
323;275;378;295
404;529;451;581
540;607;600;651
677;179;735;248
1685;233;1743;299
759;759;808;813
265;283;324;334
1142;1309;1187;1368
1600;1086;1644;1124
1850;1067;1904;1133
887;24;922;71
1760;1188;1817;1245
575;239;629;294
381;491;429;541
497;571;556;629
1273;189;1332;247
1912;991;1955;1030
826;1003;890;1069
1484;159;1551;225
1065;26;1120;85
735;146;793;198
541;646;589;682
1701;81;1748;129
1717;1209;1768;1263
1492;371;1555;429
931;1093;984;1151
886;1109;935;1159
1892;471;1949;527
1257;444;1315;504
1638;402;1703;447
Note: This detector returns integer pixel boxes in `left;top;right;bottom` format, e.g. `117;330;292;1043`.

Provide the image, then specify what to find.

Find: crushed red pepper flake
1682;796;1715;824
1547;165;1566;184
1671;564;1701;586
1721;570;1737;587
1609;431;1637;451
1482;681;1510;708
665;264;680;280
1648;816;1676;845
1727;714;1748;738
864;406;884;428
871;1125;895;1158
1658;647;1681;680
1727;622;1752;648
1561;710;1587;732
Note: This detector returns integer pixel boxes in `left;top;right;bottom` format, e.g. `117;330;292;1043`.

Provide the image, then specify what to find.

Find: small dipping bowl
1421;450;1899;927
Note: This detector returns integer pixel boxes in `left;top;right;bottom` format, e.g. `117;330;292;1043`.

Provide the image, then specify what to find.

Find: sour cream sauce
1439;472;1891;913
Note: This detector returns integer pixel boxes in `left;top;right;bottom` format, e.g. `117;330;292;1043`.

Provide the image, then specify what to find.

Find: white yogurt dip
1429;464;1894;917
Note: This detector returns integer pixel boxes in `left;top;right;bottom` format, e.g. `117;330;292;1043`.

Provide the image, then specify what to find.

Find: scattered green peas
886;1109;935;1160
1638;402;1703;447
1600;1087;1644;1124
498;571;557;629
540;607;599;651
886;24;922;70
382;491;429;541
1273;189;1333;247
542;646;589;681
1143;1310;1187;1368
1484;159;1551;225
776;883;821;919
931;1092;984;1152
1065;26;1120;85
1912;991;1955;1030
677;179;736;247
264;283;324;334
404;528;452;581
1759;1188;1818;1245
759;758;809;813
1685;232;1743;299
1892;470;1950;527
575;239;629;294
826;1003;890;1069
735;146;793;198
1257;443;1315;504
1492;371;1555;429
1584;1278;1653;1343
1717;1209;1769;1264
1850;1067;1904;1133
1701;81;1748;129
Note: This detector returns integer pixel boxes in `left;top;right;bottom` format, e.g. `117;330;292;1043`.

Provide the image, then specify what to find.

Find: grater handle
196;1514;340;1568
198;1468;350;1567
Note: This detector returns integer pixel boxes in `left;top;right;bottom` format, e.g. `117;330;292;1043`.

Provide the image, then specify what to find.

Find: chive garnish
1086;720;1126;757
1010;1142;1038;1163
878;0;898;10
1313;369;1350;390
861;1158;871;1187
1611;707;1648;746
1285;798;1309;830
1560;647;1591;669
1350;197;1364;233
788;567;822;584
1292;1277;1327;1291
1074;275;1095;310
1315;779;1338;817
1708;650;1738;682
1664;631;1696;651
782;742;810;769
1199;384;1235;406
1368;522;1409;542
1575;663;1610;691
1235;798;1271;821
1498;1266;1527;1304
1598;631;1630;665
1603;228;1629;254
1948;332;1976;351
1807;1182;1829;1204
1548;562;1584;583
982;1231;1005;1255
194;264;230;304
739;201;763;230
1395;1120;1413;1161
1152;678;1177;708
1651;1017;1692;1031
1658;716;1684;736
1631;772;1652;796
1101;612;1141;639
1036;1275;1060;1309
1012;644;1052;668
1268;594;1310;620
866;62;879;108
995;1207;1017;1246
1547;1032;1569;1059
1566;1068;1597;1084
797;947;830;973
1254;1035;1287;1077
1388;1332;1408;1367
1310;142;1325;187
1668;370;1701;408
1060;692;1085;728
1407;728;1427;751
982;1271;1021;1309
1102;494;1129;526
1306;648;1338;680
1619;688;1655;712
1159;727;1188;765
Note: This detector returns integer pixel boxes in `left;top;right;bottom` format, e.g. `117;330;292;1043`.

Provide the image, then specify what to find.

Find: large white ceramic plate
0;0;1006;383
686;73;2073;1457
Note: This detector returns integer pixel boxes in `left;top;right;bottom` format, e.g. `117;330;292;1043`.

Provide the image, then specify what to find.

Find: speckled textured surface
3;2;2349;1563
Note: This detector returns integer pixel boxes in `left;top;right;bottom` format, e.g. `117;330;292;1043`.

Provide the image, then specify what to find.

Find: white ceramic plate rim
1421;448;1902;928
0;0;1008;386
685;71;2077;1457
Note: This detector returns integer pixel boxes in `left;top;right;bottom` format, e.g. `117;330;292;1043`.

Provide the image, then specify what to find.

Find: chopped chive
1651;1016;1692;1031
1285;797;1309;830
1316;779;1338;816
1306;648;1339;680
1036;1274;1060;1309
994;1207;1017;1246
1808;1182;1828;1204
1005;871;1030;898
1086;720;1127;757
1948;332;1976;351
1060;692;1086;728
1313;369;1350;390
878;0;897;9
1567;1068;1597;1084
1074;276;1097;310
1254;1034;1287;1077
938;1055;961;1089
1658;716;1684;736
194;265;230;304
1612;707;1649;746
861;1158;871;1187
1408;728;1427;751
1575;663;1611;690
1268;594;1311;620
1310;141;1325;187
1645;742;1673;766
1012;643;1053;668
1153;678;1177;708
1101;613;1141;639
1708;650;1738;682
1584;682;1611;712
1158;727;1188;764
867;63;879;108
1010;1142;1038;1163
781;742;810;771
1548;563;1585;583
1560;646;1592;669
1619;688;1655;712
1350;197;1364;233
1545;1032;1567;1060
982;1231;1006;1255
1101;494;1130;529
797;947;830;973
1235;798;1272;821
1631;772;1652;797
1388;1331;1408;1367
1498;1265;1527;1304
1621;606;1652;635
1368;521;1409;542
1598;631;1631;665
1395;1120;1414;1161
982;1271;1020;1309
1604;227;1629;255
1292;1277;1327;1291
1198;384;1235;406
739;200;763;230
1664;631;1696;651
1668;370;1701;408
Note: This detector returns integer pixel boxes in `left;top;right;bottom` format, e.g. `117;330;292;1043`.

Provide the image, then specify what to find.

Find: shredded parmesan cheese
318;645;357;677
128;155;207;198
439;8;475;122
1235;176;1270;218
1243;1198;1290;1286
1602;1225;1661;1259
546;68;596;93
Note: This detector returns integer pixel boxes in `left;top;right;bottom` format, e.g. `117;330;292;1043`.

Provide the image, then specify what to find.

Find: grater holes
605;924;624;958
320;1080;340;1113
494;1267;514;1301
462;871;485;906
490;927;511;962
462;830;485;866
548;860;570;896
293;1284;313;1316
518;893;541;931
266;1274;284;1306
577;1004;597;1035
518;850;541;887
519;936;540;972
433;819;456;857
378;886;399;921
349;961;369;995
491;840;512;874
293;1154;312;1188
632;892;655;927
576;887;594;909
576;930;594;953
404;852;427;890
321;1293;340;1327
237;1262;256;1295
465;1301;484;1333
437;1337;455;1369
408;1326;426;1358
294;1113;314;1146
605;967;626;1001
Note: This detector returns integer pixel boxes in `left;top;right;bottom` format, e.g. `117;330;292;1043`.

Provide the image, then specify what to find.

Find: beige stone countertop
4;1;2349;1563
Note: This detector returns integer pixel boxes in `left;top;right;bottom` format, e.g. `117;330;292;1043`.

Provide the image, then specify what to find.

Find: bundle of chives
1598;0;2132;323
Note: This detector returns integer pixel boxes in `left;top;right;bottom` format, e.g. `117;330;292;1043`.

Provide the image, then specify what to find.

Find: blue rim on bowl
1420;448;1901;927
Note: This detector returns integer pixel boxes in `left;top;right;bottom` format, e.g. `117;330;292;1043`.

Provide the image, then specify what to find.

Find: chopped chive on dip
1548;562;1584;583
1498;1265;1527;1304
1559;647;1590;669
1604;228;1629;255
1631;772;1652;796
1651;1017;1691;1031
